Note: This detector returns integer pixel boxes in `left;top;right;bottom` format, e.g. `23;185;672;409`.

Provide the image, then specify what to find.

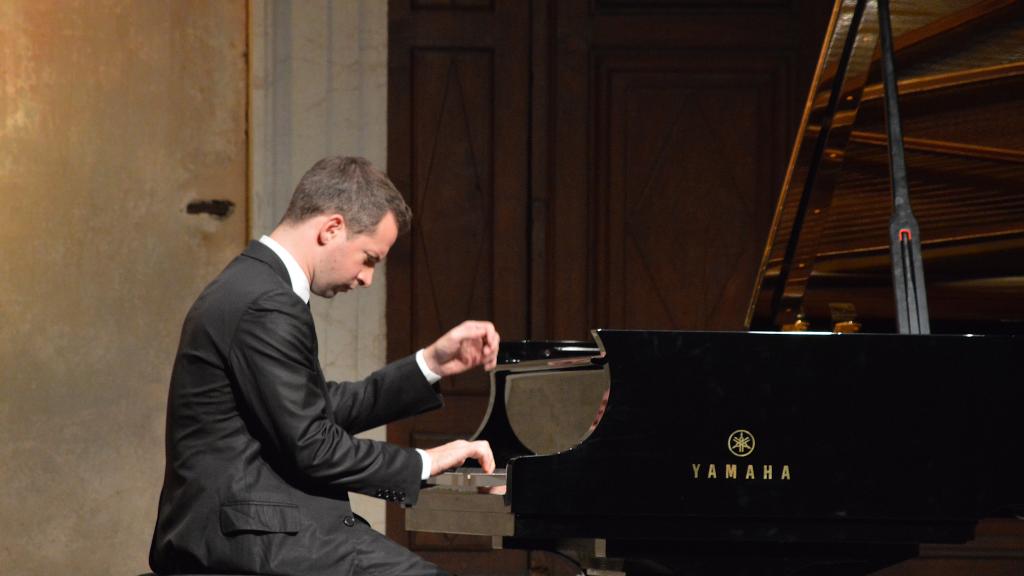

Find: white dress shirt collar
259;235;311;304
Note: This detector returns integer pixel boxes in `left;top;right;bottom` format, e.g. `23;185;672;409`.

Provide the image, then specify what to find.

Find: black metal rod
878;0;931;334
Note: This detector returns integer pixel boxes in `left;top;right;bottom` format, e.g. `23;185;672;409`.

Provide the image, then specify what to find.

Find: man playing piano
149;156;496;576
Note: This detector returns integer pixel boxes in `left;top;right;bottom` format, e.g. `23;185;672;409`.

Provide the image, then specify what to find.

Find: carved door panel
541;0;831;338
386;1;532;573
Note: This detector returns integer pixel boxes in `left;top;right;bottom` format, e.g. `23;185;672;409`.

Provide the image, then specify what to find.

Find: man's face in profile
312;211;398;298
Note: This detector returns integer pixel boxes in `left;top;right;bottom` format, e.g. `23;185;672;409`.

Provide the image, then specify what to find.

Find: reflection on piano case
407;0;1024;574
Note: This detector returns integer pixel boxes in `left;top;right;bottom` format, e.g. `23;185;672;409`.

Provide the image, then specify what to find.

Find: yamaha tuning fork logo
727;429;755;457
691;428;792;481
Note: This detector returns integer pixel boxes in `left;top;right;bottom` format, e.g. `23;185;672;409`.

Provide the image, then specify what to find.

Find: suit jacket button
343;515;356;527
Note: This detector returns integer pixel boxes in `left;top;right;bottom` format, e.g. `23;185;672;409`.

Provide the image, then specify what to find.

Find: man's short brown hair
282;156;412;235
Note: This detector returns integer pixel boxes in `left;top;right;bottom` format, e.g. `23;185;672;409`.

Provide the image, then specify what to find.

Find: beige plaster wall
249;0;391;533
0;2;248;574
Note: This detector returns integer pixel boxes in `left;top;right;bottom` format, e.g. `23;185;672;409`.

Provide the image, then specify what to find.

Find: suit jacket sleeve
227;289;434;500
323;354;443;435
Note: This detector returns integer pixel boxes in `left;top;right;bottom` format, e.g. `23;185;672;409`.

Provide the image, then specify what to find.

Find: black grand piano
406;1;1024;574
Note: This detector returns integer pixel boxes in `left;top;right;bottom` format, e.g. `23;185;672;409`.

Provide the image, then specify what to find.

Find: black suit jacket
150;241;443;575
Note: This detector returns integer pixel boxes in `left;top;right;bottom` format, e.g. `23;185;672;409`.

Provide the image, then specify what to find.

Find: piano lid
746;0;1024;334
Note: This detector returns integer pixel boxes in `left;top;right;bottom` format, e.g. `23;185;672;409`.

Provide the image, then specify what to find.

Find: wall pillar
249;0;390;532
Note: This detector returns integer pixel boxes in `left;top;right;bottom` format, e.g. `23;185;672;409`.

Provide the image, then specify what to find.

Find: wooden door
539;0;832;338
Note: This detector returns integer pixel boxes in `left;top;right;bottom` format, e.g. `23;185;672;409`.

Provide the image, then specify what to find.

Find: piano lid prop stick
877;0;931;335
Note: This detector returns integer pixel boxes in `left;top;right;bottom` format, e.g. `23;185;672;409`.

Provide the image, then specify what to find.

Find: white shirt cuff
415;349;442;384
416;448;432;480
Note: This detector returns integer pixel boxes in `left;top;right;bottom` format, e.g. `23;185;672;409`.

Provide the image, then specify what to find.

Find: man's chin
312;285;352;299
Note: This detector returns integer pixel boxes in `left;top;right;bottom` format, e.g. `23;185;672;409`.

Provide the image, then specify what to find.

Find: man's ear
317;214;347;246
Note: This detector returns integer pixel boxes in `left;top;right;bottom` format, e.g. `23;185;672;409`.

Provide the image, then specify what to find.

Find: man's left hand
424;320;500;377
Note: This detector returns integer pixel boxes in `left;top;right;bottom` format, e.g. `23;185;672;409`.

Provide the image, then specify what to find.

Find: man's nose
357;268;374;287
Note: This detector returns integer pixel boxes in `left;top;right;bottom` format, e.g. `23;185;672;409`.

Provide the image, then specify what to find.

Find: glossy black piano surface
509;330;1023;530
411;332;1023;574
507;330;1022;571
